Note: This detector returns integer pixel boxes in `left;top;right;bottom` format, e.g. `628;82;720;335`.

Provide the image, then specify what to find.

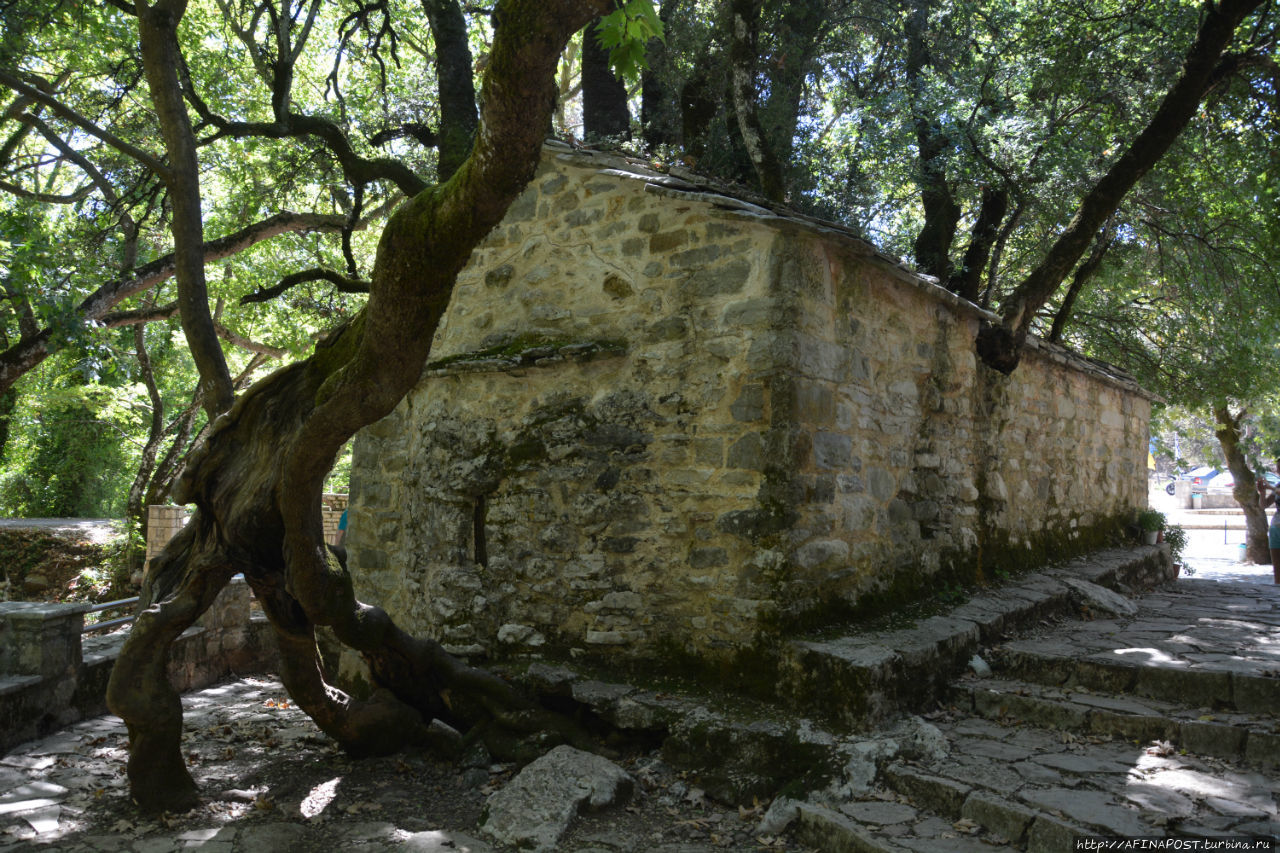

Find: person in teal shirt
1256;461;1280;584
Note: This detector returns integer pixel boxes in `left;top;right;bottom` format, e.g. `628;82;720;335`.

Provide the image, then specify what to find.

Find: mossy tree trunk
106;0;609;814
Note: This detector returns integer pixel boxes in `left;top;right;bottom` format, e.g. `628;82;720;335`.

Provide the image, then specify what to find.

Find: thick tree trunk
755;0;826;171
640;0;679;149
729;0;785;201
582;21;631;140
1214;404;1270;563
906;0;960;283
107;0;609;814
0;385;15;461
421;0;478;180
948;186;1007;303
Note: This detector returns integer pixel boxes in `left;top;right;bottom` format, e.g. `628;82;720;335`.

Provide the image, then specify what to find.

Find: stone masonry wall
771;225;1149;617
347;143;1151;664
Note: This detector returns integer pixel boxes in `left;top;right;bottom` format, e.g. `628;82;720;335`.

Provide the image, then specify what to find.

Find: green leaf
595;0;664;81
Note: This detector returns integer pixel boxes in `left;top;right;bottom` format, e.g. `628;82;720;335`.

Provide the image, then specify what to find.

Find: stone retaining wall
348;144;1152;665
0;578;278;752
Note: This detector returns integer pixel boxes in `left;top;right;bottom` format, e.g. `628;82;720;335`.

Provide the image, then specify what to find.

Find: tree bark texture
106;0;610;814
978;0;1265;373
1214;404;1271;564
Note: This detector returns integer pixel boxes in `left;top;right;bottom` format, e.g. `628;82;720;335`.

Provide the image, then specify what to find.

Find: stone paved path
793;574;1280;852
3;556;1279;852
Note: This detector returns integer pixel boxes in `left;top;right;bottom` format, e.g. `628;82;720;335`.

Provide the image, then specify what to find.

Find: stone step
788;770;1108;852
991;582;1280;716
954;677;1280;768
510;551;1174;799
786;574;1280;853
793;799;1013;850
794;709;1280;853
517;661;851;805
774;548;1172;731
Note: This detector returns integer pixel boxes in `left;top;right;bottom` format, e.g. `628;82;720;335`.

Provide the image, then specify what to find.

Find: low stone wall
0;578;278;753
348;144;1153;665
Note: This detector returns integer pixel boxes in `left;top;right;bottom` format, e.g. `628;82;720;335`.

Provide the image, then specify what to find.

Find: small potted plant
1163;525;1189;576
1137;509;1165;545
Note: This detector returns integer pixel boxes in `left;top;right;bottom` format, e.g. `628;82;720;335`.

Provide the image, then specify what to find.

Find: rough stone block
480;746;633;852
1231;673;1280;714
794;803;909;853
882;765;970;818
1178;720;1246;758
1244;730;1280;768
962;790;1036;845
1133;664;1231;709
793;538;850;571
727;432;766;470
1026;814;1088;853
813;432;852;470
781;639;898;729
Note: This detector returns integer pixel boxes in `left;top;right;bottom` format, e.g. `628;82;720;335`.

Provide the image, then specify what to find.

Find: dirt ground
0;523;131;605
2;676;815;852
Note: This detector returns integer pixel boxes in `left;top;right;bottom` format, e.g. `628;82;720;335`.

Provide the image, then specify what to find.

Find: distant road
0;518;122;543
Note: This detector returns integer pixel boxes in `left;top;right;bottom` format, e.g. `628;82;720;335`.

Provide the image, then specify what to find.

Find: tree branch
0;211;351;397
979;0;1267;373
200;114;429;197
0;178;93;203
369;123;440;148
0;69;168;176
137;0;235;417
1047;225;1115;343
214;323;289;358
99;301;180;328
241;267;370;305
17;112;123;203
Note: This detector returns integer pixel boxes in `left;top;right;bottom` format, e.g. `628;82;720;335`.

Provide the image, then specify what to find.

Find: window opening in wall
473;495;488;568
